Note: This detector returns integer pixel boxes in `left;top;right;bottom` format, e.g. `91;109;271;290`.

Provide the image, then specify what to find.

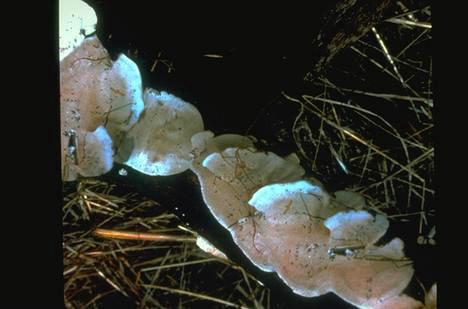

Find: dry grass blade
142;284;250;309
385;18;431;29
63;180;270;308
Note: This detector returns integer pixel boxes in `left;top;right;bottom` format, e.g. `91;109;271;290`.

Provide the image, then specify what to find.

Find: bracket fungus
324;210;389;250
370;282;436;308
190;145;305;229
234;180;413;308
116;89;205;176
60;35;144;181
190;131;255;163
64;126;114;179
60;4;435;306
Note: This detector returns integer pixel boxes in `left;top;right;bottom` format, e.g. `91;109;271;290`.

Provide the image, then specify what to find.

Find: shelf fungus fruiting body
60;36;144;181
116;89;205;176
189;142;417;308
59;4;435;307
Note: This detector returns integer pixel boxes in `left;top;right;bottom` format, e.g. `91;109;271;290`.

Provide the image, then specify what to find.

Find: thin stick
93;228;196;242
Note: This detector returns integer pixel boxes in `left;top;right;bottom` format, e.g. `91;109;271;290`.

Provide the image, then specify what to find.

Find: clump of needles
63;179;269;308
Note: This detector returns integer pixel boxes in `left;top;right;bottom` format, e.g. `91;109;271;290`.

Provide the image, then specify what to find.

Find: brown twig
93;228;196;243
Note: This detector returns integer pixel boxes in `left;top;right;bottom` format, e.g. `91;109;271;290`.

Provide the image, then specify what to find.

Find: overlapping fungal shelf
60;34;144;181
59;1;436;308
115;88;205;176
